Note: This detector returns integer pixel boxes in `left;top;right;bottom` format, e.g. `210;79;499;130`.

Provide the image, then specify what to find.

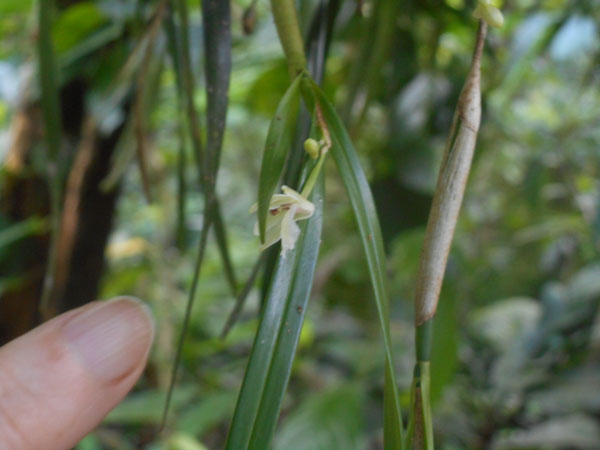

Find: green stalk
300;150;326;198
410;21;487;449
270;0;307;78
38;0;63;318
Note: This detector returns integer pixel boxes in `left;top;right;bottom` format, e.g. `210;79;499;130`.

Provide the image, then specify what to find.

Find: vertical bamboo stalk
411;21;488;449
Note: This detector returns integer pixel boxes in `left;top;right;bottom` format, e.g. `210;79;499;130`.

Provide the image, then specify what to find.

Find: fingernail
62;297;154;383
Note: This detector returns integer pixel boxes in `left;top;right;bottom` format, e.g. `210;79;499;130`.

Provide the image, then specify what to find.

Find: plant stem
270;0;307;77
300;150;326;198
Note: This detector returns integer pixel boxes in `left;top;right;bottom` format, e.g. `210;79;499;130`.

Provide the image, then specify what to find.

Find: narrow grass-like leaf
38;0;63;318
171;0;203;174
202;0;231;179
165;5;187;248
175;134;187;248
225;176;323;450
213;202;238;294
248;177;323;449
309;81;405;448
163;0;235;427
162;0;204;427
202;0;238;295
262;1;338;305
220;254;264;339
133;0;168;203
257;74;302;243
38;0;61;162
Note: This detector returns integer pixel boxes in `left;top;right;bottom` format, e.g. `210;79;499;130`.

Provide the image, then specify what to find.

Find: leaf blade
226;176;323;450
310;81;405;448
202;0;231;179
248;175;324;449
257;74;303;242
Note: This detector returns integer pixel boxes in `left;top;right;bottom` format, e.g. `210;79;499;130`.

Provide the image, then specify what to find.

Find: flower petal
259;222;283;252
280;204;301;257
249;194;294;215
281;186;306;203
281;186;314;218
294;201;314;220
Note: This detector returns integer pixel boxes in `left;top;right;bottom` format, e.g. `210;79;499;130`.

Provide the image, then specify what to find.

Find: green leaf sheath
310;82;405;448
416;318;433;362
414;22;485;326
225;175;324;450
410;22;486;450
257;74;302;242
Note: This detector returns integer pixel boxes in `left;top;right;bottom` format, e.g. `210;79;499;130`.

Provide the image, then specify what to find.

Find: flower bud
304;138;320;159
473;1;504;28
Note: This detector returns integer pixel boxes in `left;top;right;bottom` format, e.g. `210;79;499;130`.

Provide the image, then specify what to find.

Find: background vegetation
1;0;599;449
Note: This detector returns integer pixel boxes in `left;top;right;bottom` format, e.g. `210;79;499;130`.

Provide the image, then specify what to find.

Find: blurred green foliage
1;0;599;448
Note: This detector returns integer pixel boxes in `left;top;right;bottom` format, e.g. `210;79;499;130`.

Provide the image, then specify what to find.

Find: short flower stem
301;103;331;198
301;151;326;198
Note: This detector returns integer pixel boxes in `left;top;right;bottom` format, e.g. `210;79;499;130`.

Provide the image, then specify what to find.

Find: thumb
0;297;154;450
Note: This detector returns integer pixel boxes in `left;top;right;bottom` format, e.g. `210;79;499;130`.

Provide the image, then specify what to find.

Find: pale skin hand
0;297;154;450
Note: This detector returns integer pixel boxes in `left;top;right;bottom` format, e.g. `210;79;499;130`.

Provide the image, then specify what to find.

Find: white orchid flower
250;186;315;257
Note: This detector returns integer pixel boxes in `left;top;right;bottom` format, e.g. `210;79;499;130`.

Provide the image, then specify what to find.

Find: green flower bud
473;1;504;28
304;138;320;159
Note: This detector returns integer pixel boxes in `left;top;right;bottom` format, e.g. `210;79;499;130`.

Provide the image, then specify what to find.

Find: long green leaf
202;0;238;295
220;254;265;339
37;0;63;317
213;202;238;293
38;0;61;161
225;175;323;450
165;5;187;249
310;81;405;448
257;74;303;243
163;0;236;427
202;0;231;179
